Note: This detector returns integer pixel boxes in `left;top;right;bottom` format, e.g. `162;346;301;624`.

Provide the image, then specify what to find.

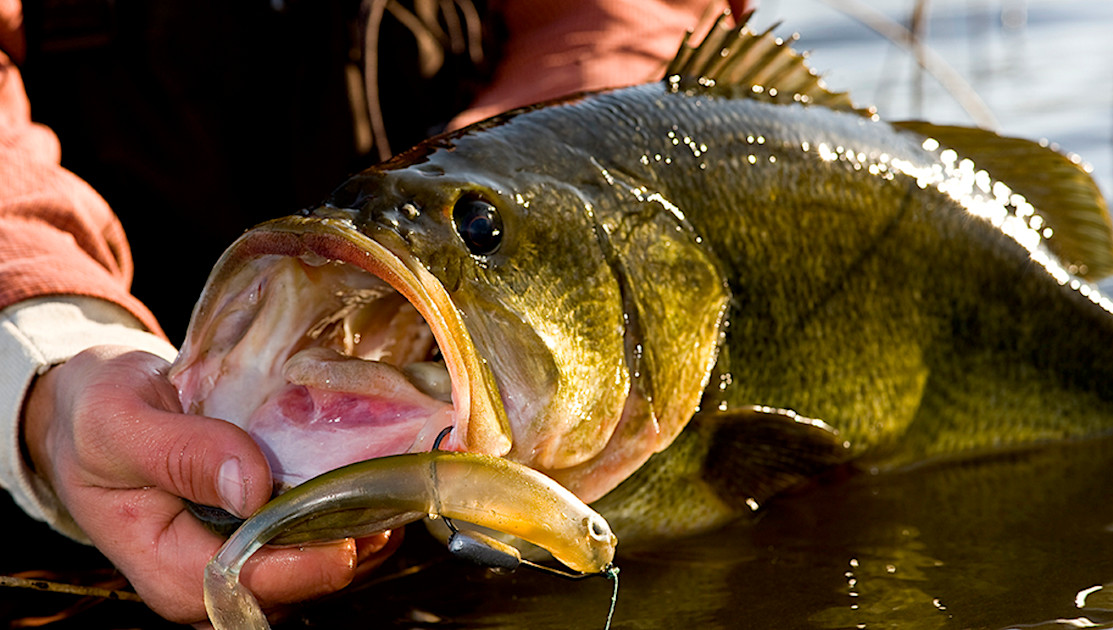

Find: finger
59;351;273;516
42;348;402;623
242;539;360;606
77;486;361;624
356;531;396;564
85;403;272;517
353;530;403;582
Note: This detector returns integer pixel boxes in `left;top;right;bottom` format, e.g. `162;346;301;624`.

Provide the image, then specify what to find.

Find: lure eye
586;516;612;542
452;194;503;256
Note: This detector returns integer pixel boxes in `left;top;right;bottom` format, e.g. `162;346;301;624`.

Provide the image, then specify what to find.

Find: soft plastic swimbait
202;450;616;630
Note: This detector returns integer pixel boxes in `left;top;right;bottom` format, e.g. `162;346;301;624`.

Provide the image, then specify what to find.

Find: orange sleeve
450;0;755;129
0;4;164;338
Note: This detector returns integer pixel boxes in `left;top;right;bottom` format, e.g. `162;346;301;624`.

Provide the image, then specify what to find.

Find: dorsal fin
894;121;1113;281
665;12;876;118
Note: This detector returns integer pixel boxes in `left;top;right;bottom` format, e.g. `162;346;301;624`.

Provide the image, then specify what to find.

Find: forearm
0;25;161;331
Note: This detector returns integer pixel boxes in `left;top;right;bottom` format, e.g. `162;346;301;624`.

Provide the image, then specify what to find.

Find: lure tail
203;560;270;630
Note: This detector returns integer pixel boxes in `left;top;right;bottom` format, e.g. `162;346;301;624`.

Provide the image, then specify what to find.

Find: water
9;439;1113;628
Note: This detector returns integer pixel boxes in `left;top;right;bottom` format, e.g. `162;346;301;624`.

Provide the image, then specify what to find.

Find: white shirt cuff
0;296;178;541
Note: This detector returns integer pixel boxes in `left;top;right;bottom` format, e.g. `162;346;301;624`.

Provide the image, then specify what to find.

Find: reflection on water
8;437;1112;628
289;437;1113;630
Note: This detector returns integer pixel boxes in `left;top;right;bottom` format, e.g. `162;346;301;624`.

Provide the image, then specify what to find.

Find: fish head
169;130;655;500
330;148;636;472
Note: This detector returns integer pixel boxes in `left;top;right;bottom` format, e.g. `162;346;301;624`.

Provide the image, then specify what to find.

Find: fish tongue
250;347;455;489
284;347;452;402
286;347;417;396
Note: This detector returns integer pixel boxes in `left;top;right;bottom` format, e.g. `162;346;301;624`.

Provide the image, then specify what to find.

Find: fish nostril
400;202;421;219
308;204;360;221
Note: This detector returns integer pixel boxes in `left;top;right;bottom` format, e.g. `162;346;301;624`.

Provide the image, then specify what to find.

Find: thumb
109;408;273;518
56;347;274;517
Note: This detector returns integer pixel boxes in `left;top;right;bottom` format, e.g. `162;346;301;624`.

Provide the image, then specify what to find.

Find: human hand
22;345;397;624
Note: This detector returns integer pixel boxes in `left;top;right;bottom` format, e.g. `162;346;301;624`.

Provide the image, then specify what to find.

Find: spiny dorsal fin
895;121;1113;281
665;12;875;118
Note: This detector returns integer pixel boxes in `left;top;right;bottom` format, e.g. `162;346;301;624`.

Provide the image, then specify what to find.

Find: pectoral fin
591;406;852;545
698;406;852;511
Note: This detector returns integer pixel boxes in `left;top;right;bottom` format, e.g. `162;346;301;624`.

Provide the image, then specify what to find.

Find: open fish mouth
169;215;512;491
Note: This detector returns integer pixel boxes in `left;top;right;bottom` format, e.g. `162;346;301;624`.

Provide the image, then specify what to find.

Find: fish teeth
403;361;453;403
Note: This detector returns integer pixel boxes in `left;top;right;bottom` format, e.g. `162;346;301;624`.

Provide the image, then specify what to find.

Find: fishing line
603;563;620;630
445;529;621;629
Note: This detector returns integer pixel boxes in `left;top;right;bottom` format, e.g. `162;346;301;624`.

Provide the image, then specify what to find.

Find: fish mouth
169;215;512;491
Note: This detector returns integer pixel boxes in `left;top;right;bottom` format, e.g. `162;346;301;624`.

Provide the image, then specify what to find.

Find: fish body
170;18;1113;543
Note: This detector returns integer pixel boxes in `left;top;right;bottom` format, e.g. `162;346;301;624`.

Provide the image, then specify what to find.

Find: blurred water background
752;0;1113;197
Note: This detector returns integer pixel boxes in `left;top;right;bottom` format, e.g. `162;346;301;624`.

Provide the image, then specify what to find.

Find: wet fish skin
324;74;1113;526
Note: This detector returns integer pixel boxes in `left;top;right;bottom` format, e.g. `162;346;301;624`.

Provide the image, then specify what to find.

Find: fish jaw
169;215;512;489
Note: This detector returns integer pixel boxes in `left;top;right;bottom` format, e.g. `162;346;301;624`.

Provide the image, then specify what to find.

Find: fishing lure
202;447;616;630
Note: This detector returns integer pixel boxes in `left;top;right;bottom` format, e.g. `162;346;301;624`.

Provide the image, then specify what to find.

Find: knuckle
159;432;209;501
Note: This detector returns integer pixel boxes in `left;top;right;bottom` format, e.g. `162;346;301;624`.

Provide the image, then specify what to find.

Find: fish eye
452;194;503;256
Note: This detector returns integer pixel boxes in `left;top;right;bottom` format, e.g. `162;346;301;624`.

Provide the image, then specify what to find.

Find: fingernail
218;457;247;517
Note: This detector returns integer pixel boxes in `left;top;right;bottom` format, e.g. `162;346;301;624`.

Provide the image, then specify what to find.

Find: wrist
0;297;176;541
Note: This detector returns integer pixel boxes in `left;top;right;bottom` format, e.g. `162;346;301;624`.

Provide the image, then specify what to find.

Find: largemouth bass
169;13;1113;547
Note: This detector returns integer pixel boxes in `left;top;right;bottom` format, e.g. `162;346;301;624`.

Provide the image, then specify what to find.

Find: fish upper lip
172;213;513;470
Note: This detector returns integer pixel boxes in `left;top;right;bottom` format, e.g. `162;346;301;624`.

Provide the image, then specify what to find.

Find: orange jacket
0;2;163;336
0;0;750;331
